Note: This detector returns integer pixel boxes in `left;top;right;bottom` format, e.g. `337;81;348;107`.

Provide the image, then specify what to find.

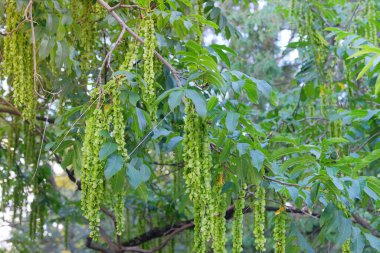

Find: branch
352;213;380;237
52;153;82;190
263;175;301;187
86;237;113;253
109;3;146;11
96;0;181;86
122;202;319;248
0;104;55;123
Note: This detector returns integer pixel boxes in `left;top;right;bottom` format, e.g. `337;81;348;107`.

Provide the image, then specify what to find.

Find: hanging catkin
232;185;246;253
253;186;266;251
81;108;107;240
274;207;286;253
183;100;213;252
4;0;36;123
142;17;157;119
211;173;227;253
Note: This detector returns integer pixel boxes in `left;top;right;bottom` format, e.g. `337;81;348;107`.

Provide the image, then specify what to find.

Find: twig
109;3;146;12
24;0;61;98
96;0;181;86
351;132;380;153
263;175;301;187
352;213;380;237
0;98;55;123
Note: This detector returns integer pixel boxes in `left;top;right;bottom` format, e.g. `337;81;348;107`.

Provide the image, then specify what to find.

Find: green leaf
243;79;258;104
99;142;118;161
270;147;300;161
127;164;151;189
375;74;380;95
281;155;315;170
237;143;250;156
105;154;123;180
168;90;184;110
356;55;376;80
352;227;365;253
207;96;218;111
225;112;239;132
250;150;265;171
354;149;380;171
366;176;380;199
38;37;54;60
364;233;380;251
185;89;207;117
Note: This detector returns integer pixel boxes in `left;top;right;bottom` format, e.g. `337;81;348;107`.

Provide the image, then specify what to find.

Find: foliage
0;0;379;252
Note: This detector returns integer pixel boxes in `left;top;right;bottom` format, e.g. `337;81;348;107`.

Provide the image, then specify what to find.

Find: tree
0;0;379;252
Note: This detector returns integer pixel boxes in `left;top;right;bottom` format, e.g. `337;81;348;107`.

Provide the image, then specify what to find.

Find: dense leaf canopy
0;0;379;252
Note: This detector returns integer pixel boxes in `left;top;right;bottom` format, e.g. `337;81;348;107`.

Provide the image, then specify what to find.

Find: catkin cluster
70;0;98;73
4;0;36;123
110;80;128;235
232;185;246;253
183;101;213;252
253;186;266;251
274;208;286;253
81;108;107;240
211;174;227;253
142;17;157;119
342;239;351;253
29;174;47;240
81;78;130;239
365;0;377;45
121;38;138;72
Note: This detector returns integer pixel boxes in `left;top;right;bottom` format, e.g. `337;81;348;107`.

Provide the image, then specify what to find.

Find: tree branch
0;104;55;123
122;202;318;248
352;213;380;237
86;237;113;253
96;0;181;86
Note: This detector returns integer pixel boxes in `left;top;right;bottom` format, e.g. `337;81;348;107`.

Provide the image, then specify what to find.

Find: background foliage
0;0;380;252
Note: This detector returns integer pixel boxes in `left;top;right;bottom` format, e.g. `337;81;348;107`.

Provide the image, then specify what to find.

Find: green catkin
29;201;36;239
65;217;69;249
211;174;227;253
274;208;286;253
121;38;138;72
253;186;266;252
125;208;131;241
196;0;204;44
290;0;296;17
115;193;124;236
4;0;36;123
78;1;97;73
110;78;129;235
81;108;107;240
232;185;246;253
142;17;157;120
366;0;377;45
183;101;213;253
342;239;351;253
38;205;46;240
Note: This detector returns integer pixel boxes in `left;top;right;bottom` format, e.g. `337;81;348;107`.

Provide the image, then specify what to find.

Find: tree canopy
0;0;380;252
